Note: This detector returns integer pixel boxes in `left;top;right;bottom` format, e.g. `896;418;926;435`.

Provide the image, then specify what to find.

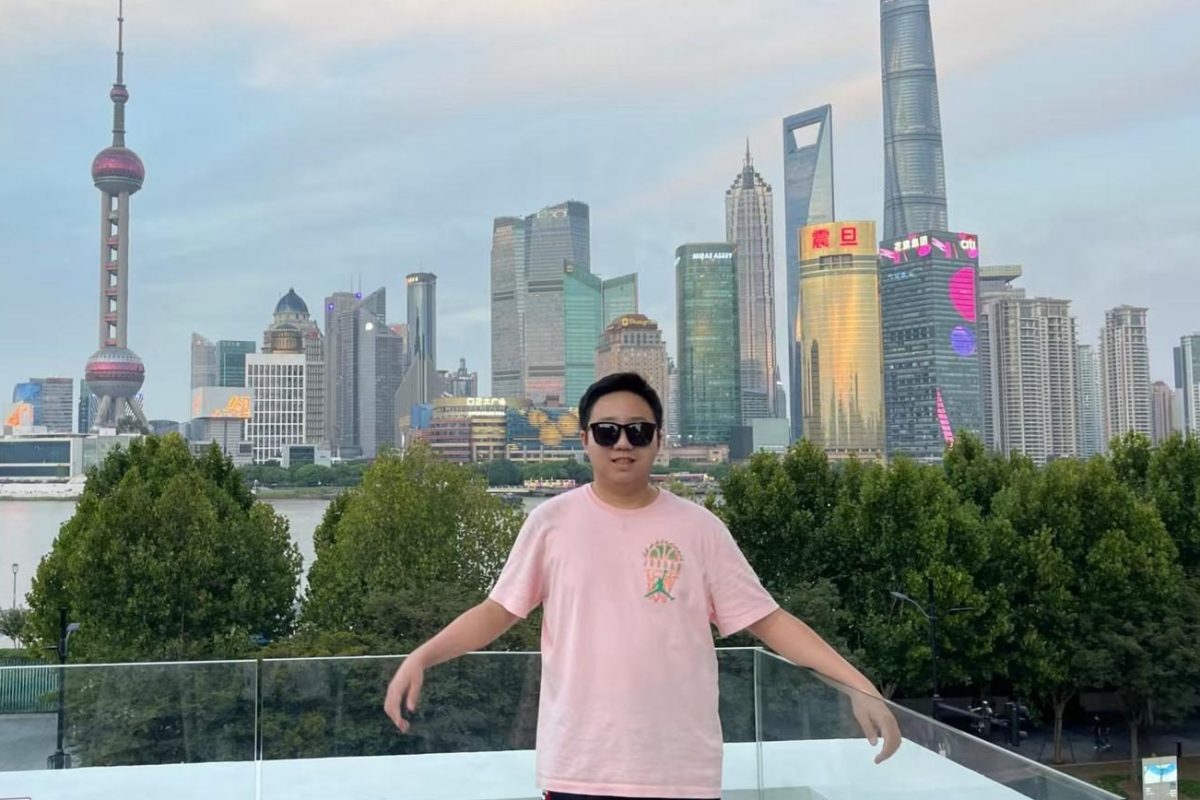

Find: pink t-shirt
489;484;779;798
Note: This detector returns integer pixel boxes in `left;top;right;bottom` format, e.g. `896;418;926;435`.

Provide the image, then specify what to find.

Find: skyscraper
445;358;479;398
796;221;885;461
1151;381;1178;444
601;274;639;329
323;288;408;458
406;273;437;375
1174;333;1200;437
85;3;149;431
667;358;681;445
191;333;217;389
489;201;591;404
676;244;741;444
262;289;326;447
596;314;669;434
216;340;256;388
979;296;1079;465
880;231;983;462
726;143;779;424
1077;344;1103;457
1100;306;1152;445
881;0;950;241
490;217;528;399
77;380;98;435
394;273;439;420
783;105;835;440
563;265;603;406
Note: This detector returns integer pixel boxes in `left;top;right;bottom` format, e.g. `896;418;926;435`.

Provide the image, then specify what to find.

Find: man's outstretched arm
748;609;902;763
383;599;519;732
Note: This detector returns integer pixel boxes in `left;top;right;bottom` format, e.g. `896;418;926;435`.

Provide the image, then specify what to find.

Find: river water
0;497;545;610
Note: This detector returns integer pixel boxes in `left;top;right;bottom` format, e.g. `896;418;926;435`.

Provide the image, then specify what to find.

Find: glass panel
755;649;1116;800
0;659;257;796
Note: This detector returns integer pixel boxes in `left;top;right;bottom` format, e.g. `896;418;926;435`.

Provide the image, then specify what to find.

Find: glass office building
676;244;741;444
796;221;884;461
881;0;950;241
879;231;982;461
217;340;257;388
783;105;835;440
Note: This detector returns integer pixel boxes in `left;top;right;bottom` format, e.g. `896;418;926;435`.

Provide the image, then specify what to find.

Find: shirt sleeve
488;514;546;619
706;522;779;638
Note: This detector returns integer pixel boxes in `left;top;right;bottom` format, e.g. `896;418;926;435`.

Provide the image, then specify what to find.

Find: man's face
581;390;660;489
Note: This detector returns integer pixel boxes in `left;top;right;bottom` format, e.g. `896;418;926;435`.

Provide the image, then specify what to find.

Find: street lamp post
47;608;81;770
890;577;974;722
10;562;16;609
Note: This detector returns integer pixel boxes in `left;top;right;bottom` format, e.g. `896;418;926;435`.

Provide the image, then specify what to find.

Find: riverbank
254;486;349;500
0;483;83;501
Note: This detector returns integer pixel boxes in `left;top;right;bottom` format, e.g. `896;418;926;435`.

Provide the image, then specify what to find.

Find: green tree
0;607;30;648
1147;434;1200;575
943;431;1032;517
1109;431;1153;497
27;436;301;660
828;458;998;696
483;459;522;487
302;443;524;635
992;456;1195;768
23;436;302;767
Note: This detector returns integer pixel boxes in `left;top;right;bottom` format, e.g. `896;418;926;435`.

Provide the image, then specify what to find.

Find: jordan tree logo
643;540;683;603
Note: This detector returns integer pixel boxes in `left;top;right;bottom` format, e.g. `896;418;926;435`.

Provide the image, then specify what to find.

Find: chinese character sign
799;221;876;260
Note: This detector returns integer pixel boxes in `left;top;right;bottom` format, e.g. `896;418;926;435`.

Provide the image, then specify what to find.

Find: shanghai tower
85;0;150;430
881;0;949;241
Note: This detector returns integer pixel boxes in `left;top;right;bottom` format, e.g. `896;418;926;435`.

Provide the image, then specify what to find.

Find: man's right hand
383;656;425;733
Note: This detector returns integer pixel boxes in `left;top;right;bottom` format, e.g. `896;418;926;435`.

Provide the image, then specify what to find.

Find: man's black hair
578;372;664;430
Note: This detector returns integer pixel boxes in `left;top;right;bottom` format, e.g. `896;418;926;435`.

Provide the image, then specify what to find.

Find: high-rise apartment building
880;231;983;462
881;0;950;241
191;333;217;389
796;221;884;461
1151;381;1179;444
1174;333;1200;437
1099;306;1152;445
726;143;779;423
596;314;669;433
245;352;306;463
1077;344;1103;457
217;340;257;388
979;296;1079;465
677;244;741;444
490;201;590;404
783;105;835;440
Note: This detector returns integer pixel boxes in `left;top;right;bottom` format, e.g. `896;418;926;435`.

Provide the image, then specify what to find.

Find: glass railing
0;648;1118;800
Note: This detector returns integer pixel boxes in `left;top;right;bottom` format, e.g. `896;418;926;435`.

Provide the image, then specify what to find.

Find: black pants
545;793;719;800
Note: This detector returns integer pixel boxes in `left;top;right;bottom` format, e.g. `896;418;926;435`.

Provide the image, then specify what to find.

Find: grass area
1092;775;1128;799
1180;780;1200;798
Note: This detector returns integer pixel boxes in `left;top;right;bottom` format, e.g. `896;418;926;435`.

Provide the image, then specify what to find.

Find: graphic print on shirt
643;539;684;603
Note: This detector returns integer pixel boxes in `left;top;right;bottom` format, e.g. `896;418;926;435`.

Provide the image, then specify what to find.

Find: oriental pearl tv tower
85;0;150;430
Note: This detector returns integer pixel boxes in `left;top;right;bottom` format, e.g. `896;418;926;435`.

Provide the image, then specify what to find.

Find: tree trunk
1129;718;1141;783
1053;699;1068;764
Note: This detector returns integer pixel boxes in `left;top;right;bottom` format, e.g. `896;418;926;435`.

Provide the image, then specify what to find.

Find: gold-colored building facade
797;221;885;461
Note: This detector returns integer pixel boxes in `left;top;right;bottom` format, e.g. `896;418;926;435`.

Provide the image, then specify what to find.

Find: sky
1;0;1198;422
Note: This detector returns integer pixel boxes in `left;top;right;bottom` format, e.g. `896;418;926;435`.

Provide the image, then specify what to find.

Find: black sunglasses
588;421;659;448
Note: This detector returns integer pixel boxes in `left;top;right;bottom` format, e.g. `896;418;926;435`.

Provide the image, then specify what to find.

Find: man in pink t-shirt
385;373;900;799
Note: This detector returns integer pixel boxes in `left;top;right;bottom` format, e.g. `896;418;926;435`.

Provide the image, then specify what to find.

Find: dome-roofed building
261;288;327;448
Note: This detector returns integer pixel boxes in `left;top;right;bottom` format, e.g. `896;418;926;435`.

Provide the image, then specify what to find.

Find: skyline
2;1;1198;421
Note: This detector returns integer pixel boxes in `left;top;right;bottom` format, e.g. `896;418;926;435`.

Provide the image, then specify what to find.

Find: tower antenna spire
745;137;752;167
